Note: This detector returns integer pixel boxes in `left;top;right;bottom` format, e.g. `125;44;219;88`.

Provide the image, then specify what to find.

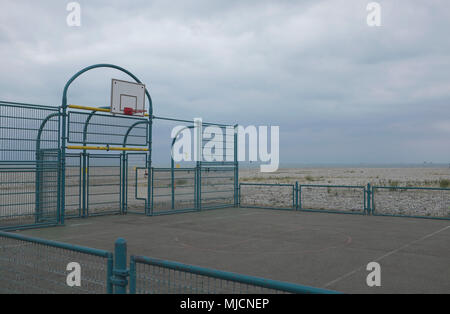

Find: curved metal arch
60;64;154;219
36;112;61;152
123;120;150;147
61;63;153;116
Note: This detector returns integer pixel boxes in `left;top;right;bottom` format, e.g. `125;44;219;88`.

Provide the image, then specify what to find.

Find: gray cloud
0;0;449;165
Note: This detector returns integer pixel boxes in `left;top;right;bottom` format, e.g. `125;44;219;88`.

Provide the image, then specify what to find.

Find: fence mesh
239;183;294;209
372;187;450;218
0;103;61;229
67;111;148;146
151;168;196;214
87;154;121;216
300;185;366;213
200;167;235;208
125;153;148;214
0;102;59;161
0;233;111;293
133;263;283;294
65;154;82;218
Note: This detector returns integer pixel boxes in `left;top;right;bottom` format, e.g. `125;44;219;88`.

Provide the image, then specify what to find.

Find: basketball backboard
111;79;146;116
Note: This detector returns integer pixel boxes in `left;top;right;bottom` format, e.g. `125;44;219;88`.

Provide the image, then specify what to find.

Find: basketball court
17;207;450;294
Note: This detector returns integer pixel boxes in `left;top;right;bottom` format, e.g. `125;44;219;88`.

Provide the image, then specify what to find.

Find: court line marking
323;225;450;288
69;223;93;227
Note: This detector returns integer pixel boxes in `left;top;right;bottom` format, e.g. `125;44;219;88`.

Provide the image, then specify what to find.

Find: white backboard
111;79;146;116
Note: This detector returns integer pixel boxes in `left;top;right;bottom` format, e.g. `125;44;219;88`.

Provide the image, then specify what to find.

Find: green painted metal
298;184;367;215
371;185;450;220
1;231;341;294
60;63;153;222
0;230;113;293
239;183;296;210
0;102;61;230
112;238;128;294
130;255;340;294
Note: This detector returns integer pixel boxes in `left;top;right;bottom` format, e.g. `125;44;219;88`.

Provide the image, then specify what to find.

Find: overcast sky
0;0;449;165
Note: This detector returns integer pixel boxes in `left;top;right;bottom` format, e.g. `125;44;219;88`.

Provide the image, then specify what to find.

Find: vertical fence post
106;253;114;294
234;124;239;208
367;183;371;215
238;184;241;207
298;185;302;210
112;238;129;294
295;181;299;210
129;256;136;294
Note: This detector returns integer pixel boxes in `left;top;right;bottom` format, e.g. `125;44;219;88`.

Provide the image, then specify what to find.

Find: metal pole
112;238;129;294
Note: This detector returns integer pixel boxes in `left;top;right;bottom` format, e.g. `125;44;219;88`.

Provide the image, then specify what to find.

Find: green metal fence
238;182;449;220
0;231;113;293
0;231;339;294
0;64;242;230
151;167;197;215
299;184;367;215
239;183;296;210
371;186;450;220
0;101;61;230
129;255;339;294
151;165;237;215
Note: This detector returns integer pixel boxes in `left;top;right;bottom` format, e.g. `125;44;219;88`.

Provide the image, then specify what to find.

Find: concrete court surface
19;207;450;293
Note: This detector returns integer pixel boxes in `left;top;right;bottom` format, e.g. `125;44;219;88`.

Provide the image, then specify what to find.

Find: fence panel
0;231;113;293
87;154;122;216
239;183;295;210
372;186;450;219
125;153;148;214
36;150;60;223
67;111;148;146
200;166;235;209
64;153;82;218
151;168;197;214
299;185;366;214
0;102;61;230
129;255;338;294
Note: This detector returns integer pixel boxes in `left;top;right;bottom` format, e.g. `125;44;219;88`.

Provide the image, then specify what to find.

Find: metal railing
239;183;296;210
299;184;367;215
239;182;450;220
0;231;113;293
371;186;450;219
0;232;338;294
129;255;339;294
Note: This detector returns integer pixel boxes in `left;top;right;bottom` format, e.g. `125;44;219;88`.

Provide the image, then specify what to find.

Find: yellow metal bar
68;104;149;116
68;104;111;112
67;145;149;151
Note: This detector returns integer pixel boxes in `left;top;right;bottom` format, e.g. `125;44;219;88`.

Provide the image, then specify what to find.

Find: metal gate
36;149;61;223
150;163;237;214
86;154;122;216
0;101;61;230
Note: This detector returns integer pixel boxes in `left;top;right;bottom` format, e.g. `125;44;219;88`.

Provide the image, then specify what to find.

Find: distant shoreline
238;163;450;169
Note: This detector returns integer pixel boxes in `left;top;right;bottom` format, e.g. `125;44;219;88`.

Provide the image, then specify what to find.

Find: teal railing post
129;256;136;294
234;124;239;208
106;253;114;294
295;181;299;210
367;183;371;215
112;238;129;294
299;185;303;210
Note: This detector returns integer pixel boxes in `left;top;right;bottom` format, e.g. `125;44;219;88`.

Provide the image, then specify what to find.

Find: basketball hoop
111;79;146;116
123;107;147;116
